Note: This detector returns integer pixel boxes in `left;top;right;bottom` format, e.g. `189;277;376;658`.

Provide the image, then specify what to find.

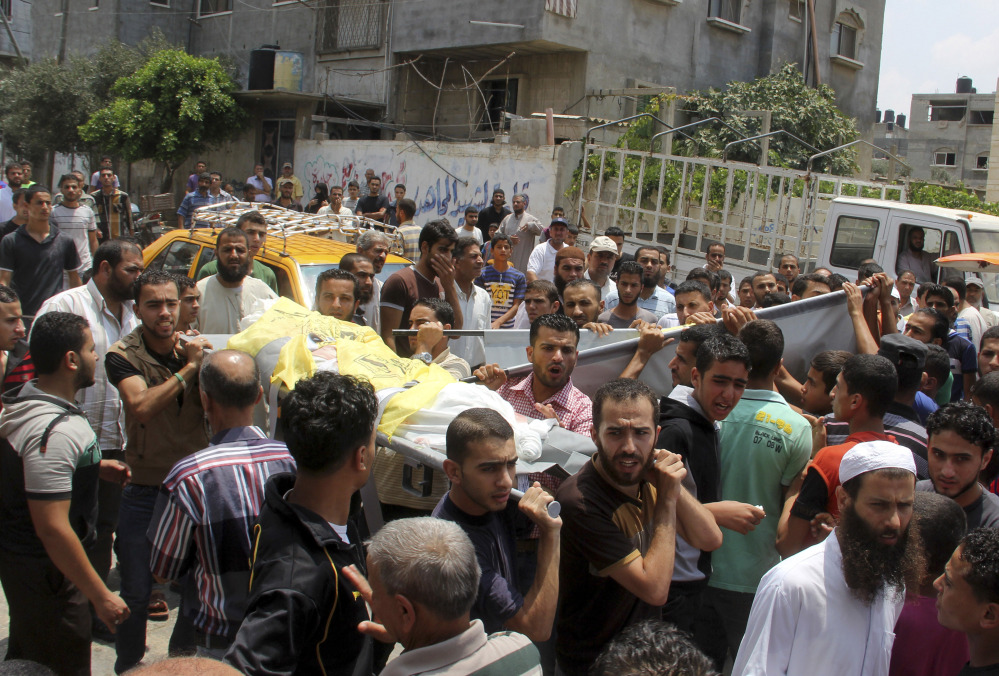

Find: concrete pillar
986;79;999;203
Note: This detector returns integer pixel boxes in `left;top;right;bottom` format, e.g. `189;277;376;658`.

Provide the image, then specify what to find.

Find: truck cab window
830;215;879;270
896;225;941;283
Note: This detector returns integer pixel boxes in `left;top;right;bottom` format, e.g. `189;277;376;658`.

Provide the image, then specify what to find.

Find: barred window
317;0;386;53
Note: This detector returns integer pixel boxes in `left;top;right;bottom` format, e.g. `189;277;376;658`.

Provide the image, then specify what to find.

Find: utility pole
57;0;69;64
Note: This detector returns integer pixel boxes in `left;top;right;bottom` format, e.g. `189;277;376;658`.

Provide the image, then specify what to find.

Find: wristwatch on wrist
413;352;433;365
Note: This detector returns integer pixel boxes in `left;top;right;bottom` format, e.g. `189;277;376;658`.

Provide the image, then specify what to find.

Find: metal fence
577;141;907;270
316;0;386;53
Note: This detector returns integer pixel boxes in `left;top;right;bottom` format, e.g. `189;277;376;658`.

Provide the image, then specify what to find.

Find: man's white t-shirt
196;275;277;334
459;226;484;246
317;205;355;217
527;241;563;282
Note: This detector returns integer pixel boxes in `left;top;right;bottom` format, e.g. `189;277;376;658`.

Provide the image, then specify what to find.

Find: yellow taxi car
142;227;411;309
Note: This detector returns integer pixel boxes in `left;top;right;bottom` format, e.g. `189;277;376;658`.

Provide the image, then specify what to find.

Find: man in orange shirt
777;354;900;557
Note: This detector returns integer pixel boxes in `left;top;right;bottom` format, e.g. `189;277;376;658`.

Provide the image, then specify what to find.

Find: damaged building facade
28;0;885;191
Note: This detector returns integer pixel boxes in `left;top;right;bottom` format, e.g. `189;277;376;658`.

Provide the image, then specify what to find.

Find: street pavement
0;562;405;675
0;564;181;675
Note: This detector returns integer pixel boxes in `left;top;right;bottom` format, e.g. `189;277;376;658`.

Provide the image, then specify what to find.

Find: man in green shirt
197;210;278;293
695;319;811;670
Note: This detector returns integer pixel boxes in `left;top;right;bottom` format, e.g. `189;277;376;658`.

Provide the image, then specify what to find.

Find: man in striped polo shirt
148;349;295;658
345;517;543;675
50;173;98;279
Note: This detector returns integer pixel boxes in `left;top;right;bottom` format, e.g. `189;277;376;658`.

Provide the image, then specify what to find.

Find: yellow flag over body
335;338;455;437
227;297;380;357
227;297;455;438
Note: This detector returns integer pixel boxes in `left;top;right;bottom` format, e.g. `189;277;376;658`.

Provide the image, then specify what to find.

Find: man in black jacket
657;333;750;636
224;372;379;675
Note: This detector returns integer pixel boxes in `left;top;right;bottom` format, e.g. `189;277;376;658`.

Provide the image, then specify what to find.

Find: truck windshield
968;230;999;307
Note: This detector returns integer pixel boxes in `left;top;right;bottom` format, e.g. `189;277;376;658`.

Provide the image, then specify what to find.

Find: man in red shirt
778;353;900;557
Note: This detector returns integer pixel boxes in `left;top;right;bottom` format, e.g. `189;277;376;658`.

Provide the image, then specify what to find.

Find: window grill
317;0;386;53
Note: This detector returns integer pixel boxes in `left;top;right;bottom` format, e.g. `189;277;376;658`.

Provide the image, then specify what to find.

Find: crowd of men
0;164;999;676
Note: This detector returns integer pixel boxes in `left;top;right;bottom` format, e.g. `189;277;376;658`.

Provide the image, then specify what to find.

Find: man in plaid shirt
473;312;592;435
147;349;295;657
394;198;421;260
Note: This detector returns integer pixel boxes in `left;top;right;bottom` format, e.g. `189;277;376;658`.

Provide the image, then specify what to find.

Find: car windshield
299;262;408;309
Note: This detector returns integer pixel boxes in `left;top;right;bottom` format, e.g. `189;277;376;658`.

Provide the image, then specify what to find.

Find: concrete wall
907;91;995;188
295;139;563;228
190;3;312;89
393;52;586;140
815;0;885;131
390;0;883;161
987;83;999;202
190;0;392;106
391;0;546;53
30;0;389;108
31;0;187;60
0;0;32;62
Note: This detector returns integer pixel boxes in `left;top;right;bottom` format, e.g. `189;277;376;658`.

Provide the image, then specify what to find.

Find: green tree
80;49;247;192
570;64;864;215
0;56;96;160
909;182;999;217
0;32;174;168
622;63;860;175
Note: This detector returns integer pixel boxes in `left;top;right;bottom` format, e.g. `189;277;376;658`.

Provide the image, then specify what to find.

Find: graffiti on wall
295;140;558;228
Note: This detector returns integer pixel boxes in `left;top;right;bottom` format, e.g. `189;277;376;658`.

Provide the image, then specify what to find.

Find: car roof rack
190;201;398;255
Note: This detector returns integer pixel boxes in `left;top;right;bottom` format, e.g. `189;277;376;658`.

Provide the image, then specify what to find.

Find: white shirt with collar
34;279;139;450
583;270;614;300
451;280;491;368
733;530;904;676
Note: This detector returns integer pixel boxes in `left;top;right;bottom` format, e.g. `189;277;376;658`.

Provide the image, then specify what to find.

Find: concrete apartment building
988;84;999;203
905;77;996;191
0;0;31;65
391;0;885;147
28;0;885;188
872;110;907;158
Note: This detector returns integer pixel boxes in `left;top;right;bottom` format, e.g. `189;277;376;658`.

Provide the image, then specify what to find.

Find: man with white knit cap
733;440;921;676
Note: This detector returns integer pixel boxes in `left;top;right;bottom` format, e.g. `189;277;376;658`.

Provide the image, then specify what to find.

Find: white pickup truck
575;139;999;302
817;197;999;298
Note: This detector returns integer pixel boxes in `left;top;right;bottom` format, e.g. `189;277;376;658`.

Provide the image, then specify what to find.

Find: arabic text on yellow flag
227;297;454;438
335;338;455;438
227;297;381;357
